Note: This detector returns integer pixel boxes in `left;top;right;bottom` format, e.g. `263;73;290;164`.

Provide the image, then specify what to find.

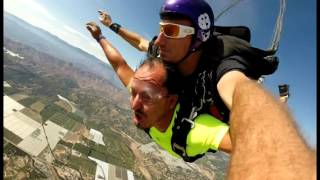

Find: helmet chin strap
174;42;203;66
174;31;214;65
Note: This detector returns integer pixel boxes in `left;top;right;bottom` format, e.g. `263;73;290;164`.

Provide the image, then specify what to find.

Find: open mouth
133;111;143;125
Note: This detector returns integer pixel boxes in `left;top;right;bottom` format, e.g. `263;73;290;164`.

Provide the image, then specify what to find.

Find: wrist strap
109;23;121;33
96;34;105;42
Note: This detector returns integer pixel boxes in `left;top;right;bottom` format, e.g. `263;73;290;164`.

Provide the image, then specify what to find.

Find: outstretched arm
86;21;134;87
98;10;150;52
217;71;289;109
227;80;316;180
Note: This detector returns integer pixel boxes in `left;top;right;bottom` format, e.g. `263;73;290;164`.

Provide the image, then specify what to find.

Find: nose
130;94;142;111
154;32;166;48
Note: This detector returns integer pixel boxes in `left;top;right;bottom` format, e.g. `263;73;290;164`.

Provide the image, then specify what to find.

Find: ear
167;94;178;109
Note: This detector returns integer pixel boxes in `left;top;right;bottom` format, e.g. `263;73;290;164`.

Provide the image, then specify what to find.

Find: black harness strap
171;106;211;162
147;36;159;58
170;69;219;162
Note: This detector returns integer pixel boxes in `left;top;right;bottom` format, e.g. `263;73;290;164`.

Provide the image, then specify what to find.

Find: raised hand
86;21;102;40
98;10;112;27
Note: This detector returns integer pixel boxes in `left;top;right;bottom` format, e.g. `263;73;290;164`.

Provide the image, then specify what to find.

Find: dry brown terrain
30;101;45;113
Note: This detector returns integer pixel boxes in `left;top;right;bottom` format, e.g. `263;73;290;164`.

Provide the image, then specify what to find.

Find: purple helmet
160;0;214;51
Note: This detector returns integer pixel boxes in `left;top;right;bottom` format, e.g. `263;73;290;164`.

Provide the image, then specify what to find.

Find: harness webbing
171;105;207;162
260;0;286;82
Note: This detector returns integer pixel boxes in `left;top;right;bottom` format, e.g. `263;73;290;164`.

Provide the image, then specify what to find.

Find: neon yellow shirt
149;104;229;159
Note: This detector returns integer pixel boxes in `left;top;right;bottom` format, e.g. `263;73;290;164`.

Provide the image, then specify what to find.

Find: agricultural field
54;100;72;112
30;101;46;113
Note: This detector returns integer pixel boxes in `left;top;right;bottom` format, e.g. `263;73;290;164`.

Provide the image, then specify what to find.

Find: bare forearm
227;80;316;180
98;10;149;52
98;38;133;86
118;28;149;52
86;21;133;86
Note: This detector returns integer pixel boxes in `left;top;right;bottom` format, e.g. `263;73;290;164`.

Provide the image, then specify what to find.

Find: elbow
218;131;233;154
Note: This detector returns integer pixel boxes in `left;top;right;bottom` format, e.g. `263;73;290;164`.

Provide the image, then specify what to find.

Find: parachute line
268;0;286;52
214;0;245;21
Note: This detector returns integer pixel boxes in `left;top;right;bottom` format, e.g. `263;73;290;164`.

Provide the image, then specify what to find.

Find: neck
155;107;176;132
178;49;203;76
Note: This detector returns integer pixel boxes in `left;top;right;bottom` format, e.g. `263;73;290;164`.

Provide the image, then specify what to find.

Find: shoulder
201;35;251;63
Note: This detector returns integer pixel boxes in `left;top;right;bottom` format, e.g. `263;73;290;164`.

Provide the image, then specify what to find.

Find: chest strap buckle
182;118;195;129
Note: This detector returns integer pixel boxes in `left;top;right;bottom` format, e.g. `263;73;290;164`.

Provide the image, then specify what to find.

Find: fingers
98;9;107;16
85;21;101;40
97;9;110;19
98;10;105;20
96;10;111;26
85;21;97;31
86;21;97;27
86;25;93;31
86;21;96;25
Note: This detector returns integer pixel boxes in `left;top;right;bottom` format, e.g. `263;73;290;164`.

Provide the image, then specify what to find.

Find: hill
4;11;123;89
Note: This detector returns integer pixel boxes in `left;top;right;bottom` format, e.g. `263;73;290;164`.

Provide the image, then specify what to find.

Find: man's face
129;63;173;129
154;19;193;63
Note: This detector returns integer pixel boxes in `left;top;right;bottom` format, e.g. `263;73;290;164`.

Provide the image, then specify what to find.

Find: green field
67;155;97;175
4;128;23;145
3;142;28;156
3;86;19;95
73;143;90;155
49;112;78;131
20;108;43;123
18;96;38;107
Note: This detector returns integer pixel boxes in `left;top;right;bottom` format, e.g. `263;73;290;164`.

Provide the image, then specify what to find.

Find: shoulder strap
171;108;207;162
214;25;251;42
144;106;209;162
171;101;217;162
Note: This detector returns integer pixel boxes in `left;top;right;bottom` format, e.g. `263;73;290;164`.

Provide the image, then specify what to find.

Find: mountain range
4;11;123;89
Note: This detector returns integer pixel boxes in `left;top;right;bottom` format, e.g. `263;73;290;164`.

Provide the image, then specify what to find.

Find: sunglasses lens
161;24;180;38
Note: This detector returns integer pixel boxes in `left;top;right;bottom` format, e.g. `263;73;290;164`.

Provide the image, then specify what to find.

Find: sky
4;0;316;148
